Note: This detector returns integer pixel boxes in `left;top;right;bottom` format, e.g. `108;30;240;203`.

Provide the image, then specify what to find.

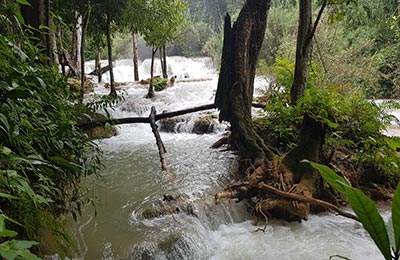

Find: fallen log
78;103;215;130
78;103;266;130
149;106;169;173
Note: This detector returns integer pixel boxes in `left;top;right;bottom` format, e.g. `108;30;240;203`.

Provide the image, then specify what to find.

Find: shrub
259;57;400;186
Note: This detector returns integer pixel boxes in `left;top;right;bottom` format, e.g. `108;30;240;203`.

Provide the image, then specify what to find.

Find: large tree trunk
132;33;139;81
215;0;273;161
106;14;116;96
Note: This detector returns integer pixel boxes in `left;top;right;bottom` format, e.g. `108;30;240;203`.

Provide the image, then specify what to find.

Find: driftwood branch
78;103;266;130
258;182;359;222
149;106;169;172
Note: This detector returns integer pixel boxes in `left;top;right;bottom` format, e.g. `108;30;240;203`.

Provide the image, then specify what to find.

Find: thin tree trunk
106;14;116;96
146;47;157;98
49;14;58;64
215;0;273;161
95;45;102;83
162;45;167;78
159;48;164;78
290;0;312;105
290;0;326;105
132;33;139;81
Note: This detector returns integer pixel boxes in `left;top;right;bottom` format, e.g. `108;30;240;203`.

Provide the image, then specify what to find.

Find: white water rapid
66;57;385;260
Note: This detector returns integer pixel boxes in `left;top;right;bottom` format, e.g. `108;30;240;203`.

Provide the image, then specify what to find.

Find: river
66;57;385;259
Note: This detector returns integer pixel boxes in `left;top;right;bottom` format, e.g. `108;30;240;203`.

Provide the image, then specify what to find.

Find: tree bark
132;33;139;81
106;14;116;96
215;0;273;161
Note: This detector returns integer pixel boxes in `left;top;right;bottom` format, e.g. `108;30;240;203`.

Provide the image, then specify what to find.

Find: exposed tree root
258;182;358;221
215;158;359;223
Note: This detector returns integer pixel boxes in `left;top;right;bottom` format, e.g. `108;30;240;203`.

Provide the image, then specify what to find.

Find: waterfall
63;57;385;260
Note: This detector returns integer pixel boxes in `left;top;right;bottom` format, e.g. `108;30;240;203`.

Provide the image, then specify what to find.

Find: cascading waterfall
67;57;384;260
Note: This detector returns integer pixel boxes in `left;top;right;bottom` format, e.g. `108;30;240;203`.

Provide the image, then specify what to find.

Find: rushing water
68;57;385;260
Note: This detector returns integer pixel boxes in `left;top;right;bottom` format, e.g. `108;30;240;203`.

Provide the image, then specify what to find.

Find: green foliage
153;77;168;91
0;214;41;260
259;0;400;99
309;161;400;260
261;56;400;183
256;57;323;153
261;6;298;65
0;0;27;38
0;33;102;254
141;0;189;49
201;32;223;64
